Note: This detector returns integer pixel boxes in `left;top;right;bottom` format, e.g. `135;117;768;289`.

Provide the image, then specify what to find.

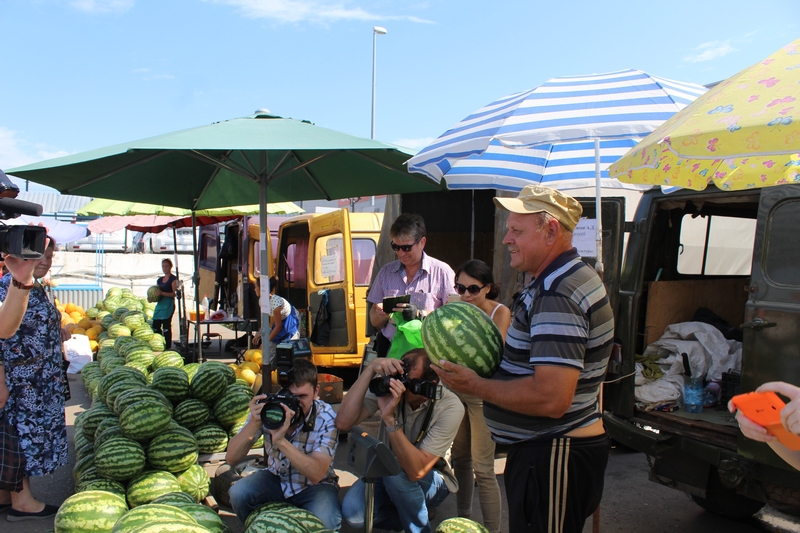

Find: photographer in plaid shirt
226;358;341;529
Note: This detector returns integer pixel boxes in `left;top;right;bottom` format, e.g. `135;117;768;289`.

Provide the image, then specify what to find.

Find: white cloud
392;137;434;151
0;127;71;170
68;0;134;14
684;41;737;63
211;0;432;24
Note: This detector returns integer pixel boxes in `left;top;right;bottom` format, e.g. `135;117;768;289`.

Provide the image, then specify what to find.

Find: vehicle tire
691;467;765;520
765;483;800;517
210;455;263;509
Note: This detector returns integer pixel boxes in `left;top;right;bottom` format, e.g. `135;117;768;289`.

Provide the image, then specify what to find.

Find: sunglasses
454;283;487;296
390;237;422;253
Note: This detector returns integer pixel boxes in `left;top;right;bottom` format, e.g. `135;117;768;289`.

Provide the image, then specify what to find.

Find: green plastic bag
387;314;424;359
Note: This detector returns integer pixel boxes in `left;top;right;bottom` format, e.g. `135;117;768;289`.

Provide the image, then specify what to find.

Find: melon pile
65;322;267;531
234;348;264;386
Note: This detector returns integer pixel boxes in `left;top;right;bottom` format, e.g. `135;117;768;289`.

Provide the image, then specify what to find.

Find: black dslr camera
259;339;311;430
0;170;47;260
368;361;443;400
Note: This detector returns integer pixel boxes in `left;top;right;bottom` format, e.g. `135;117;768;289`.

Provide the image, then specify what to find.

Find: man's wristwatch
385;419;401;433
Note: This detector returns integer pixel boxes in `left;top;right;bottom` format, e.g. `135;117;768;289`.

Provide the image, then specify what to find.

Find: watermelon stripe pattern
147;430;199;474
126;471;183;507
421;301;503;377
55;491;129;533
435;517;492;533
95;437;146;481
119;400;173;439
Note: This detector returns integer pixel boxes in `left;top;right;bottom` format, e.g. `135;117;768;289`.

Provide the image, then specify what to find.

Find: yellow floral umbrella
610;38;800;190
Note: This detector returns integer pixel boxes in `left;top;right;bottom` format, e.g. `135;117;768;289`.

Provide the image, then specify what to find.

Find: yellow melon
240;369;257;385
65;302;76;314
56;304;66;312
74;305;85;315
69;311;83;322
89;340;99;352
72;328;86;336
78;318;92;330
86;328;99;340
240;362;260;374
251;350;263;366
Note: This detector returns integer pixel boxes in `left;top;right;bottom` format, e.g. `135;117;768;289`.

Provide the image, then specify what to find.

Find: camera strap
400;397;436;446
302;401;317;433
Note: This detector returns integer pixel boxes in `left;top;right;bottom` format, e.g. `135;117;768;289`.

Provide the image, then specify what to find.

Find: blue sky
1;0;798;192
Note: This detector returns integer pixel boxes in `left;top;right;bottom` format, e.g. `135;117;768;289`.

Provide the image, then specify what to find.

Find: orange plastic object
731;391;800;450
189;310;206;321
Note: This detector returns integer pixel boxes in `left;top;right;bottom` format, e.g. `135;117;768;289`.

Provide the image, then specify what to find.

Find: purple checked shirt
367;252;455;340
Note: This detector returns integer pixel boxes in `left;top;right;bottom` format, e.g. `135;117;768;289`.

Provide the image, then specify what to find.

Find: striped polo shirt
484;248;614;444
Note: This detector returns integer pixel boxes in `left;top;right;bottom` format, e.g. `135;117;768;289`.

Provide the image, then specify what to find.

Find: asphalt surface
4;338;789;533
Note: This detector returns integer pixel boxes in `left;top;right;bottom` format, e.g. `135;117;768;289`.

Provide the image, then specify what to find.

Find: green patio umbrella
7;110;440;370
76;198;304;217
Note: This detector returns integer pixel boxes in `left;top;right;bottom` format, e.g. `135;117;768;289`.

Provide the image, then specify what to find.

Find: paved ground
4;329;789;532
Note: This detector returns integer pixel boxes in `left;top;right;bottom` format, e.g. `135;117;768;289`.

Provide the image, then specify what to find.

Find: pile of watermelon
54;490;233;532
62;287;264;532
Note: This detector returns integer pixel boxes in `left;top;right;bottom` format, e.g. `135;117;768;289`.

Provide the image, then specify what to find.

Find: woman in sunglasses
450;259;509;533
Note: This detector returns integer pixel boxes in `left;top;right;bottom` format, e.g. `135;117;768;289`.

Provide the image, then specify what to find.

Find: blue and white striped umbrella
407;69;707;191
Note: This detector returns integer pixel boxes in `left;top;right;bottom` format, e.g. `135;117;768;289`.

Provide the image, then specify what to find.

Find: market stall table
187;316;257;363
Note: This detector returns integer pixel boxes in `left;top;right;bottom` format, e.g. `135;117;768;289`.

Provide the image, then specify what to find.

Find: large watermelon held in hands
420;301;503;378
147;286;161;303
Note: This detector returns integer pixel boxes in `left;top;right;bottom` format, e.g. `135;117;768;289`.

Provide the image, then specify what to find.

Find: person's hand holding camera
268;403;297;445
367;357;405;380
249;394;267;423
377;376;405;427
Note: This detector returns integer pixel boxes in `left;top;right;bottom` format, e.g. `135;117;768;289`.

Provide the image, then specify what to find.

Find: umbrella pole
192;213;202;363
259;178;273;395
173;225;188;353
594;138;604;278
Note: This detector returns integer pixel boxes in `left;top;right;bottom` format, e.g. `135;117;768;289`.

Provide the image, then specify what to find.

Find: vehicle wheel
691;467;765;520
765;483;800;516
210;455;263;509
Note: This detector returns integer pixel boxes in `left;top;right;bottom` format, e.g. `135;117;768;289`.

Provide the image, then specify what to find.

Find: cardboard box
318;374;344;404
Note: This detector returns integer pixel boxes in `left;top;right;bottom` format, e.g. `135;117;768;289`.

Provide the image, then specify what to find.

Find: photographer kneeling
225;357;341;529
336;348;464;533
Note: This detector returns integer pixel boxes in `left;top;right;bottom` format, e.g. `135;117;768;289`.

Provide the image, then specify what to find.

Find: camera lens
368;376;392;397
260;402;286;430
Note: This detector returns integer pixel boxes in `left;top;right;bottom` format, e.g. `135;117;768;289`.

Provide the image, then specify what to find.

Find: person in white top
449;259;510;533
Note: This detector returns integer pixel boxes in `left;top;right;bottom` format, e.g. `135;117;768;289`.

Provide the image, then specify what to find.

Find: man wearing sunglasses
434;185;614;533
368;213;455;357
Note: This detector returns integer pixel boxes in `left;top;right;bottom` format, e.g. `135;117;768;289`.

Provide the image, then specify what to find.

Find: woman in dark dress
152;258;178;349
0;238;68;520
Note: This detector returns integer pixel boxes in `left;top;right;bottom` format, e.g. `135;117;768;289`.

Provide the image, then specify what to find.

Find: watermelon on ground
420;301;503;378
177;464;211;502
146;429;199;474
119;399;173;440
111;503;198;532
126;471;183;507
435;517;492;533
246;510;307;533
54;490;128;533
95;436;146;481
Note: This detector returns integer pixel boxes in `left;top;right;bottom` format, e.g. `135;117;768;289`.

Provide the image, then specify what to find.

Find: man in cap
434;185;614;533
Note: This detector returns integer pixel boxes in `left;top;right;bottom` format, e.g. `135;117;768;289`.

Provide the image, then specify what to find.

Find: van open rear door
739;184;800;469
307;210;358;366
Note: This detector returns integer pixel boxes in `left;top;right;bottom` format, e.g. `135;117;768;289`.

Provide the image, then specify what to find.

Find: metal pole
259;154;273;395
364;481;375;533
192;213;202;362
594;138;604;277
371;26;386;206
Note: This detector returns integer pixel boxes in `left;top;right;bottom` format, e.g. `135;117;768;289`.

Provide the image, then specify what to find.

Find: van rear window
677;214;756;276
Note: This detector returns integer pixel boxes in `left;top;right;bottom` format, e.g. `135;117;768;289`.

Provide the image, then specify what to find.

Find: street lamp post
371;26;387;140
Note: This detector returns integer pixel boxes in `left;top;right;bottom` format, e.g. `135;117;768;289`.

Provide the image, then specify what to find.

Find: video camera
259;338;312;430
368;360;442;400
0;170;47;260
